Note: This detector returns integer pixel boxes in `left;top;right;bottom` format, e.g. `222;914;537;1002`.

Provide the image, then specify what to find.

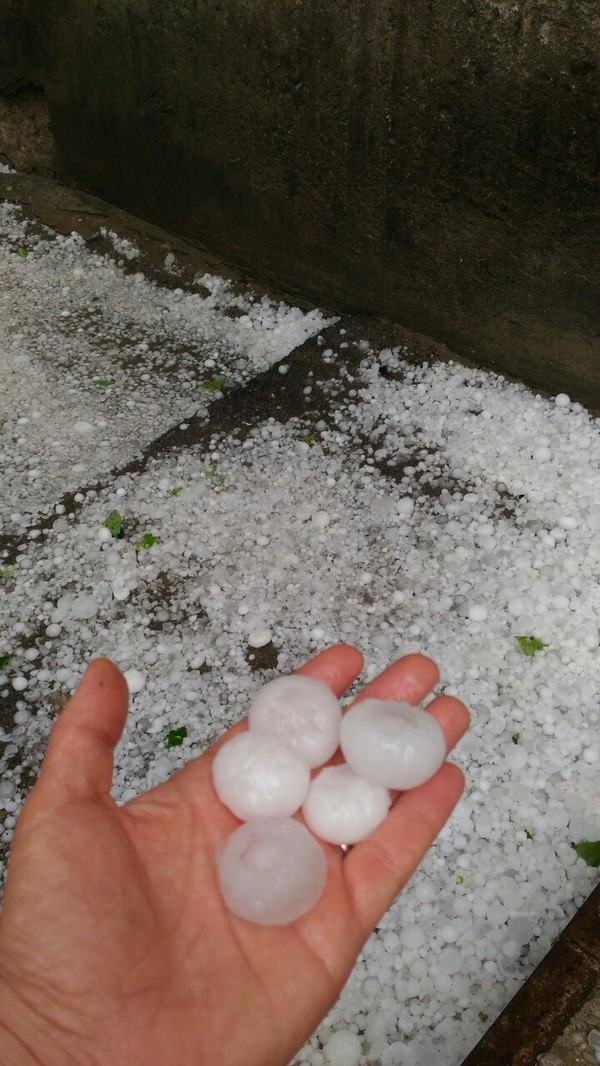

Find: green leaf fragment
93;378;113;387
199;378;224;392
104;510;124;538
574;840;600;867
299;433;316;446
166;726;187;748
524;828;534;840
515;635;548;657
455;875;464;884
168;486;184;496
511;733;520;744
204;466;225;485
0;654;12;670
16;247;27;258
135;533;158;551
0;565;17;579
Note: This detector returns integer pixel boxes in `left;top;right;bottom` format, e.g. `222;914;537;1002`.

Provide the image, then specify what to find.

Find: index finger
349;652;440;708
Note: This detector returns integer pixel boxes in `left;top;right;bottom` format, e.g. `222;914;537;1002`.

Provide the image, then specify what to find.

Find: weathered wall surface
3;0;600;403
0;1;55;175
0;0;42;91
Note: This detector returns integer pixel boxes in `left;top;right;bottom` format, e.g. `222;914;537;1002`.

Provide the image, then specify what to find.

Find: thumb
36;659;129;803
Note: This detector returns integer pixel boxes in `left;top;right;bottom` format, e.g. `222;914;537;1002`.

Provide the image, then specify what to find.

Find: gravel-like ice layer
0;200;332;525
1;320;599;1062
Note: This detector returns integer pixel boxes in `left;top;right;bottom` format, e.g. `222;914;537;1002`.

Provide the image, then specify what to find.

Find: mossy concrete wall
3;0;600;403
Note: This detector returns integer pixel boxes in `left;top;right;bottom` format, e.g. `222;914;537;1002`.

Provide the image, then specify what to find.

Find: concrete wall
4;0;600;403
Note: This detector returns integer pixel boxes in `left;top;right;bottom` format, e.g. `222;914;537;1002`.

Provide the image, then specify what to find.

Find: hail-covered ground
1;194;599;1066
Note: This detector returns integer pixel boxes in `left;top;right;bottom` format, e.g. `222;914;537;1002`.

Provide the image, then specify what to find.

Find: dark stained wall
4;0;600;403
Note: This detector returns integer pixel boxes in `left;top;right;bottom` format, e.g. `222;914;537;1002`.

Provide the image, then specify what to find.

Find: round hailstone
71;593;98;620
124;669;146;694
216;817;327;925
323;1031;363;1066
247;627;272;649
248;674;342;768
339;699;446;790
212;732;310;820
302;764;391;844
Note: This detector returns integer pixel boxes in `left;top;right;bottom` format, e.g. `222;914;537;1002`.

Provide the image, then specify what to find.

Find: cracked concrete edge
5;170;592;411
0;170;329;311
461;882;600;1065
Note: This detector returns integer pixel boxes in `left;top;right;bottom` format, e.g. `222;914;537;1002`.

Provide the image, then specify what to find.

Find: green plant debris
0;565;17;579
93;378;113;387
168;486;184;496
199;378;224;393
515;635;548;657
511;733;520;744
455;875;464;884
299;433;316;446
16;247;27;258
135;533;158;551
166;726;187;748
0;654;12;670
524;828;534;840
574;840;600;867
104;510;124;538
204;466;225;485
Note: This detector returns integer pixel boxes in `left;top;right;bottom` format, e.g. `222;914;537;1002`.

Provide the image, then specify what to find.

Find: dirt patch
0;88;56;176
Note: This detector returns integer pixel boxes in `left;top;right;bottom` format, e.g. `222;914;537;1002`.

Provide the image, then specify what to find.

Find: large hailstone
339;699;446;790
212;732;310;820
217;818;327;925
302;763;391;845
248;674;342;768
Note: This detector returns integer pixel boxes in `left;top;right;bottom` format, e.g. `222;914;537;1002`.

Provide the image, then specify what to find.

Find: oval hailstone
212;731;310;820
302;763;391;844
339;699;446;790
248;674;342;768
124;669;146;694
71;593;98;620
217;817;327;925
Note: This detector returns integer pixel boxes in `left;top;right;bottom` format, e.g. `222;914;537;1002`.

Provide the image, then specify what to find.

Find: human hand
0;646;469;1066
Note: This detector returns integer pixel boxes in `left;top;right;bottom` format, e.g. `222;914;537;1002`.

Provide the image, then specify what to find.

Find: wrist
0;980;57;1066
0;1014;40;1066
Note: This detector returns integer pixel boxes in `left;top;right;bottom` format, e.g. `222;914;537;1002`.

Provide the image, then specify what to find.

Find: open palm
0;646;469;1066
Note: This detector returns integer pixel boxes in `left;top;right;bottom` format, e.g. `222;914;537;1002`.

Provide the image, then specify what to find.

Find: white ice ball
247;627;272;648
302;763;391;844
324;1030;363;1066
248;674;342;768
216;817;327;925
124;669;146;694
212;732;310;820
339;699;446;790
